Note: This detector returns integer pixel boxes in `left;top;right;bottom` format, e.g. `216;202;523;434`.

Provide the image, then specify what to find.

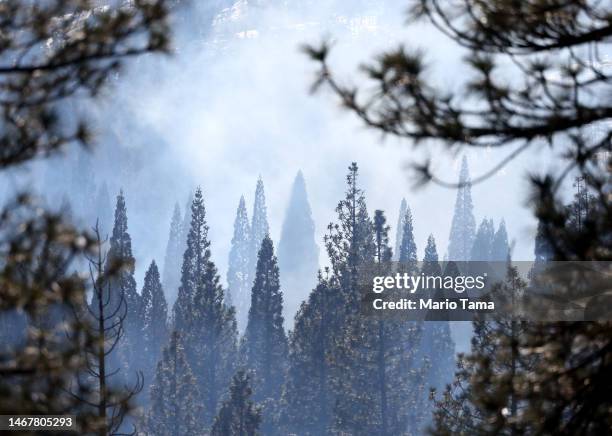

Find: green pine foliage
140;260;168;397
211;370;262;436
241;235;288;399
332;209;427;435
240;235;288;432
279;274;341;435
104;191;141;377
398;205;418;269
106;191;140;329
431;267;532;435
470;219;495;262
447;157;476;262
419;236;456;428
148;332;201;436
172;187;238;426
394;198;408;261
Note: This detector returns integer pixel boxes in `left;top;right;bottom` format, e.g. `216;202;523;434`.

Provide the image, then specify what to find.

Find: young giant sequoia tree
307;1;612;432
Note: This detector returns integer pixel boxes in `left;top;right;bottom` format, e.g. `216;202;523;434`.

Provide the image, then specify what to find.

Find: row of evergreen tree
93;157;509;435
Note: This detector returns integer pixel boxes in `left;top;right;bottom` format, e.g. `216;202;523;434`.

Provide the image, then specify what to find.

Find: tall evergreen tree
431;267;532;435
333;210;427;435
419;235;455;424
279;274;342;436
241;235;288;432
325;162;375;297
398;205;418;272
394;198;408;261
491;219;510;261
308;2;612;432
173;189;208;332
249;177;269;288
228;195;251;332
147;332;200;436
173;187;238;425
374;210;393;262
211;370;262;436
163;203;183;307
447;157;476;261
105;191;141;370
281;163;375;435
140;260;168;396
277;170;319;329
470;218;495;261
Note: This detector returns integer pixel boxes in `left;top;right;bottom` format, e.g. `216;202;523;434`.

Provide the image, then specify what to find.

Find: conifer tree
470;218;495;261
147;332;201;436
228;195;251;331
211;370;262;436
447;157;476;261
491;220;510;261
374;209;393;262
333;210;427;435
105;191;141;371
0;0;169;428
279;274;340;435
173;189;208;332
398;205;418;271
325;162;375;298
278;170;319;329
173;187;238;425
394;198;408;261
281;163;375;435
163;203;183;307
249;177;270;288
419;236;455;418
106;191;140;324
140;260;168;396
431;267;532;435
308;2;612;432
241;235;288;432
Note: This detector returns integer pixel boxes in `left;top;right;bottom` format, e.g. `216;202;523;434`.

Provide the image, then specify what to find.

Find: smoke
35;1;552;294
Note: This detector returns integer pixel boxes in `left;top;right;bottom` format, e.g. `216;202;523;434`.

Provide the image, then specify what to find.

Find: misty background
0;0;563;347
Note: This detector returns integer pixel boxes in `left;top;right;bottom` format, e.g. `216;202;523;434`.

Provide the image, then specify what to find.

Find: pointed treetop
394;198;408;260
108;189;134;268
373;210;392;262
250;178;270;266
399;205;417;264
424;234;438;262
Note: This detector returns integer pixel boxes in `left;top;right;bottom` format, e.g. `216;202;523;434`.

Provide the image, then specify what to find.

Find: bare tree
68;222;144;436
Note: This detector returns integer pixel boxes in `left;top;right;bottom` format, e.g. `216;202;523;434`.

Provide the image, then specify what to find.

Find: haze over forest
1;0;560;320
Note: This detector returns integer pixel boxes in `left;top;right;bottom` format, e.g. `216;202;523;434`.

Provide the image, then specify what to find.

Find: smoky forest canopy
0;1;610;436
